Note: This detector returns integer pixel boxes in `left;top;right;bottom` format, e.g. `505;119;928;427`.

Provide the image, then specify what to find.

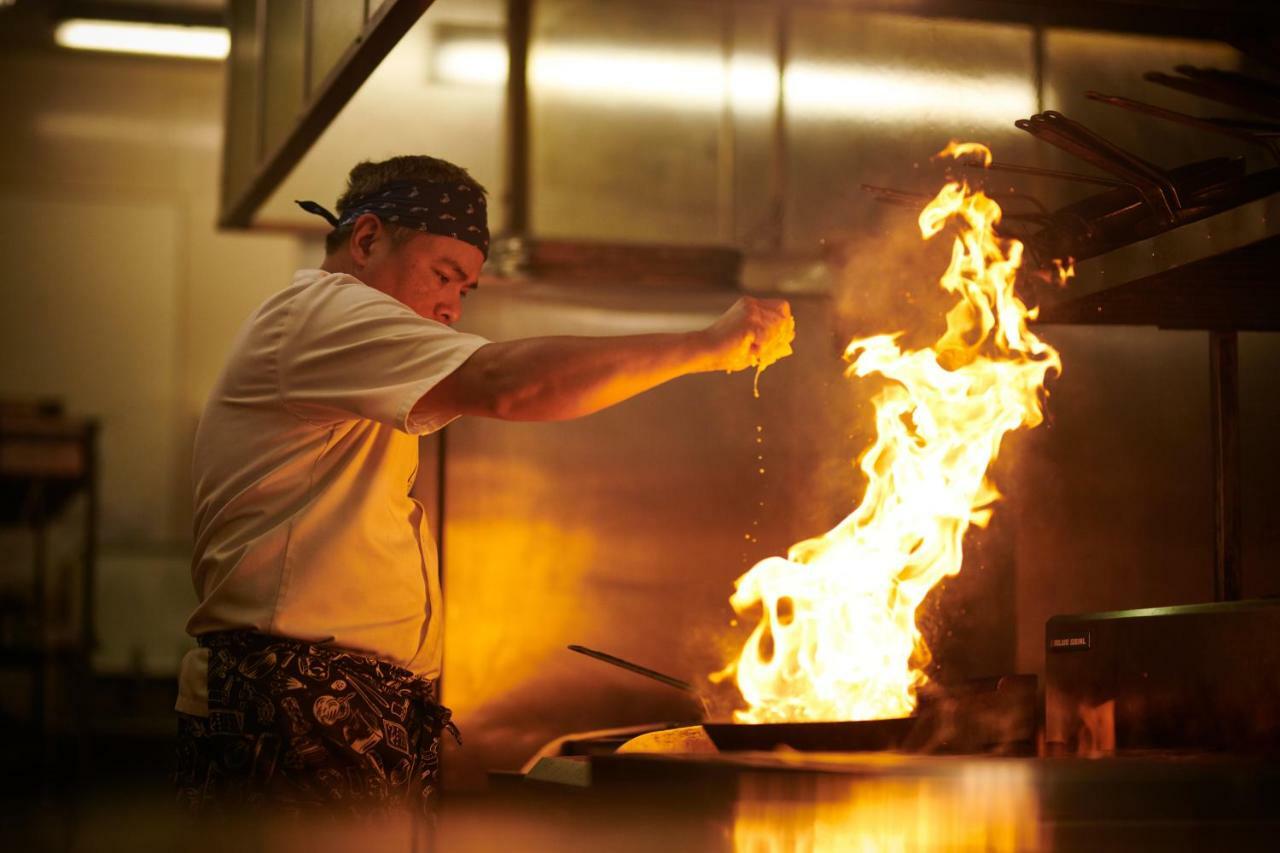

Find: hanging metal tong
1015;110;1182;224
1085;90;1280;166
1145;66;1280;122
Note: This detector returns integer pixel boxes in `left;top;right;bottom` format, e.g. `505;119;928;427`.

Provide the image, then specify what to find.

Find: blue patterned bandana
297;180;490;258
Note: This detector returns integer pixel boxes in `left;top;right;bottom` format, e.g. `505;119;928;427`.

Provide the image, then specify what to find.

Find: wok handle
567;644;696;693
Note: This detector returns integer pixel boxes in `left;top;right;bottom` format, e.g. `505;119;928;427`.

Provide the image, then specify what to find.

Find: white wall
0;46;305;674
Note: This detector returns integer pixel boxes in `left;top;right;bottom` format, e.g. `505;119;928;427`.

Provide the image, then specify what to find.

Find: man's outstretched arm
415;296;794;423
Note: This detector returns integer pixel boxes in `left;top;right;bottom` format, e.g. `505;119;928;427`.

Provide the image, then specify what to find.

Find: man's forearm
442;331;719;421
415;295;793;423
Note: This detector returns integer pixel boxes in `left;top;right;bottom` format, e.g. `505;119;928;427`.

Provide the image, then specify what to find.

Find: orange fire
722;142;1063;723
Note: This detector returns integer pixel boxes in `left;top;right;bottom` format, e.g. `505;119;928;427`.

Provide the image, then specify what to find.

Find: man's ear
349;214;381;266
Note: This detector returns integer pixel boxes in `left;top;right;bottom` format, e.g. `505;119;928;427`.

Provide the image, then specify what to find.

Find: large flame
723;142;1062;723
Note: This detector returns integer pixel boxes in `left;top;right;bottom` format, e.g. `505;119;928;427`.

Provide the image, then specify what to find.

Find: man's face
356;219;484;326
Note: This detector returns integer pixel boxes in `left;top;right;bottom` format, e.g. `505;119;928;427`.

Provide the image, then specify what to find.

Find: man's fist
703;297;796;373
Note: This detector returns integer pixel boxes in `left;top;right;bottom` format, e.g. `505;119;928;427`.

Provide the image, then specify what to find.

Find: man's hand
702;297;796;373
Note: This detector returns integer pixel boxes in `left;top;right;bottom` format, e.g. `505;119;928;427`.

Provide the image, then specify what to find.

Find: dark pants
174;631;458;816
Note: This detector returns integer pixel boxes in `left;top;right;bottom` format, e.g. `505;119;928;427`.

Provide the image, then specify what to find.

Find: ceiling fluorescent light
54;18;229;60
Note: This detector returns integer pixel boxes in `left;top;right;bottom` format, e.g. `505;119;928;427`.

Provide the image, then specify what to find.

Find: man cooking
173;155;794;814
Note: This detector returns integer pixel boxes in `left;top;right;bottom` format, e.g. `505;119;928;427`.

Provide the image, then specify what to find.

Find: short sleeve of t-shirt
277;274;489;435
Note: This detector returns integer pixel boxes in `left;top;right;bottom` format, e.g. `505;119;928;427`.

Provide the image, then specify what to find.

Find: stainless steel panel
1042;29;1252;185
1007;28;1274;668
258;0;507;229
221;0;434;226
261;0;307;157
729;0;782;252
1049;192;1280;308
310;0;369;94
223;0;262;210
1240;333;1280;598
1007;325;1215;674
529;0;726;243
784;9;1040;253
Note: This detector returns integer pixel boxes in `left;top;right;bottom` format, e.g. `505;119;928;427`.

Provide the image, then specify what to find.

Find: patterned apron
174;630;459;816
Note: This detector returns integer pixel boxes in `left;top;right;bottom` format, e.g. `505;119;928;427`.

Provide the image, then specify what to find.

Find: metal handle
567;644;695;693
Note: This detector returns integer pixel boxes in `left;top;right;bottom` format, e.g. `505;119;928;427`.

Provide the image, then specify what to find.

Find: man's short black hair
325;155;488;254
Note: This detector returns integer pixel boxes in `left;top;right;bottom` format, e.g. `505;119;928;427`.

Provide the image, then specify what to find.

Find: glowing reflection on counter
733;761;1041;852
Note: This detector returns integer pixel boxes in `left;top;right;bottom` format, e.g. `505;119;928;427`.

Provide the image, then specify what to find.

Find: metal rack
862;62;1280;602
1015;67;1280;603
0;401;99;779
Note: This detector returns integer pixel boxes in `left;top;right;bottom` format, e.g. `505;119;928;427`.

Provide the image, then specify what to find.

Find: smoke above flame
720;142;1063;723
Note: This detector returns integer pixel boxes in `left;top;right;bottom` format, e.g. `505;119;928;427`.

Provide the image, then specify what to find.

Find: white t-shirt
175;269;489;715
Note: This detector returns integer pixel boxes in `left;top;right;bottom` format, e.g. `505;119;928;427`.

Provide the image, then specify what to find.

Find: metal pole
433;425;448;714
504;0;532;235
302;0;315;100
252;0;268;164
1209;330;1243;601
78;422;100;777
717;0;737;245
435;426;448;596
30;480;48;784
768;1;789;251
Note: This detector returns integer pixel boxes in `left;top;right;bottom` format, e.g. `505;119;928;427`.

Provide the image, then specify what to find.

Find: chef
173;155;794;814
